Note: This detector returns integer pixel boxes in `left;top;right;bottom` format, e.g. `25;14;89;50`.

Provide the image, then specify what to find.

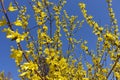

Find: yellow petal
0;17;7;26
8;2;18;12
14;19;22;26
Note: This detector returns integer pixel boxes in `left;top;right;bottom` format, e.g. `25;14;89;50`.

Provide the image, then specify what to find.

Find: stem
44;0;52;38
13;0;20;10
107;56;120;79
0;0;13;30
17;43;30;62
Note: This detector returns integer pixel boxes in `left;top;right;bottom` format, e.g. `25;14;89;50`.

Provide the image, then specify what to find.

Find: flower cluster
3;28;28;43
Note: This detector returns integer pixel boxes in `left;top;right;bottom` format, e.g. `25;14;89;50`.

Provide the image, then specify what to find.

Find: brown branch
13;0;20;10
44;0;53;38
17;43;30;62
0;0;13;30
106;56;120;79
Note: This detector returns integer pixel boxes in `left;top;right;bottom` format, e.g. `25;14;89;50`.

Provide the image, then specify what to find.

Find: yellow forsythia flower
104;32;115;41
98;37;103;42
38;21;43;26
0;16;7;26
13;19;23;26
16;32;29;43
20;61;38;71
79;3;86;9
81;43;88;51
82;78;89;80
43;25;48;31
10;48;23;65
8;2;18;12
41;12;46;18
3;28;29;43
114;72;120;79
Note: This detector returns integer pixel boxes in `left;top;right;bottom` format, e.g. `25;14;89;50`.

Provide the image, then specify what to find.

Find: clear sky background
0;0;120;80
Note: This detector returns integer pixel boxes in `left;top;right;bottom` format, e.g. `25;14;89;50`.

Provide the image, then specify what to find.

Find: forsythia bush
0;0;120;80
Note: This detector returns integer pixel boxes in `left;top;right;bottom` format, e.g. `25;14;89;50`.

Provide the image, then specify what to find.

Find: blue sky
0;0;120;80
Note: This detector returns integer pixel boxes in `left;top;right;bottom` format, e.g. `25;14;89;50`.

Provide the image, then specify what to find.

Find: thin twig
0;0;13;30
13;0;20;10
107;56;120;79
44;0;53;38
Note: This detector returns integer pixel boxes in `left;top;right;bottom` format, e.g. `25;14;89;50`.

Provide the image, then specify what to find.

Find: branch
13;0;20;10
106;56;120;79
0;0;13;30
44;0;53;38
